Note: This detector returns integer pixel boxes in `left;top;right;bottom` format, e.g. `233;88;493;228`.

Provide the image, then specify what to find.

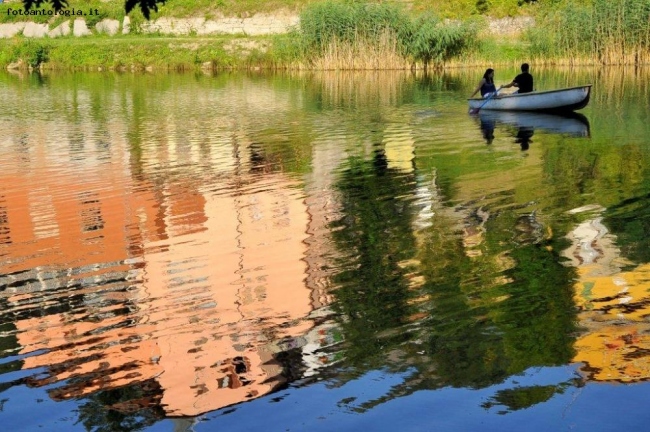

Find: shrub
408;14;480;67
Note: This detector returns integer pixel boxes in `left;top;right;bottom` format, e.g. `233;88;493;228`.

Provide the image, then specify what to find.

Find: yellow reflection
383;124;415;172
565;211;650;383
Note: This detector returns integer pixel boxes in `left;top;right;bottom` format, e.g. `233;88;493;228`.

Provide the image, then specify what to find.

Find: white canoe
468;85;592;112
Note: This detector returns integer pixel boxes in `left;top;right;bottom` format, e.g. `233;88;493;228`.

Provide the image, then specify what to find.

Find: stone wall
0;14;533;39
486;17;534;35
0;13;534;39
0;13;300;39
139;14;299;36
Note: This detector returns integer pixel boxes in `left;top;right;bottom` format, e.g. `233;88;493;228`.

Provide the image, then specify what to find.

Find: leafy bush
2;40;51;68
408;14;480;66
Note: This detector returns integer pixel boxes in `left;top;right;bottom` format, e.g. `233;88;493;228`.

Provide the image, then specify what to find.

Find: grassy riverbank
0;35;531;71
1;0;649;71
0;35;283;71
0;1;523;71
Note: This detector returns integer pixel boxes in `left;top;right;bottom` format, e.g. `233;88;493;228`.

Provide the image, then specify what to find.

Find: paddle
469;89;500;114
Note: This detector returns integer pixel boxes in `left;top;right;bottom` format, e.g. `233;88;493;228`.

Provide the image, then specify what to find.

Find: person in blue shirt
470;68;497;98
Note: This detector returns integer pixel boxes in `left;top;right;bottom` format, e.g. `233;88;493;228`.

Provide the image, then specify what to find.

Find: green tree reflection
481;379;582;414
329;149;420;368
75;381;165;432
421;206;578;389
0;322;22;388
602;192;650;265
328;147;579;408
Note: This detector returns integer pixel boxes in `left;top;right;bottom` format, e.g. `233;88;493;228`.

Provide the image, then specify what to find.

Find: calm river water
1;66;650;431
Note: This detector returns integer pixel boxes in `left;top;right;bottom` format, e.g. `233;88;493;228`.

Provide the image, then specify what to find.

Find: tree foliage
22;0;166;19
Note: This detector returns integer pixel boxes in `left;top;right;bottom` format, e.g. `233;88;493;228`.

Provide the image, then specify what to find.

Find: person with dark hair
501;63;534;94
470;68;498;98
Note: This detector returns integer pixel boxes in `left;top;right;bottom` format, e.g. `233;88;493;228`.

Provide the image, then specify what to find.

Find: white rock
23;22;49;38
141;17;206;35
7;59;25;70
0;22;27;39
48;21;70;38
197;19;243;35
73;19;92;36
95;19;120;36
122;16;130;34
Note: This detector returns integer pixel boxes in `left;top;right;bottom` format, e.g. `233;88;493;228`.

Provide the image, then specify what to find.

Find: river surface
1;66;650;431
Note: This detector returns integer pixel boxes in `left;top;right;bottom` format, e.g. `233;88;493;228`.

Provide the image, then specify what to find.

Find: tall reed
295;1;479;70
531;0;650;65
310;29;411;70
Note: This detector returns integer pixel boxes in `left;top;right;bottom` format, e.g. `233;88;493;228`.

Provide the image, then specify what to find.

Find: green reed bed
530;0;650;65
308;29;410;70
291;1;479;70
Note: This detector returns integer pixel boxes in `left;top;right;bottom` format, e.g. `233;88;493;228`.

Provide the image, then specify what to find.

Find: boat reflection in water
475;110;591;149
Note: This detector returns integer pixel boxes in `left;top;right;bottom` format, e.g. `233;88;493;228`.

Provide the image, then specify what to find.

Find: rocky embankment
0;13;532;39
0;13;299;38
